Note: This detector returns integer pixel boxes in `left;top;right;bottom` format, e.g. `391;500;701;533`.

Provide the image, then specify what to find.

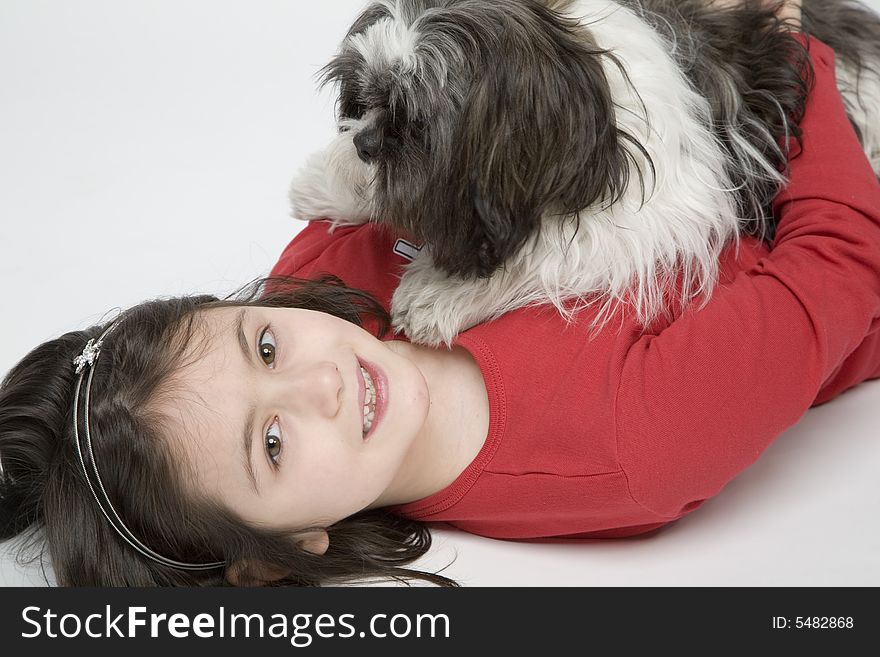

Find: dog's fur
291;0;880;346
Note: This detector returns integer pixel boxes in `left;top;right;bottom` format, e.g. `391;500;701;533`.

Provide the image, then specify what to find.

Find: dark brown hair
0;275;457;586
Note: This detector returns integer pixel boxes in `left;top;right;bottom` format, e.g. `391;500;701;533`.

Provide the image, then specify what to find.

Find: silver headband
72;317;224;572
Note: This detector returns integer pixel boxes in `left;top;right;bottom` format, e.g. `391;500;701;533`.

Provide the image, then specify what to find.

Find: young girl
2;5;880;587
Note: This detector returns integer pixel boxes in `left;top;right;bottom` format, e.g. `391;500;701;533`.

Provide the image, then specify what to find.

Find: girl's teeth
360;365;377;434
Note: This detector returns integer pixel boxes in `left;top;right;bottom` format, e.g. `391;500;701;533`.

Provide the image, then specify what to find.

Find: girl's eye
259;327;277;368
266;418;283;468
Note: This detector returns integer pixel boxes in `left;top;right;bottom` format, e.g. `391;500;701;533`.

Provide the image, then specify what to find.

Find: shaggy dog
291;0;880;346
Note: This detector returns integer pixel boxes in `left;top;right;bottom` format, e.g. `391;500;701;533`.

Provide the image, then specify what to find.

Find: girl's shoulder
269;221;420;311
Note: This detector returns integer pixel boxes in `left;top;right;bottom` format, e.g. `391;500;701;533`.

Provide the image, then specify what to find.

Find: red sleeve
615;38;880;520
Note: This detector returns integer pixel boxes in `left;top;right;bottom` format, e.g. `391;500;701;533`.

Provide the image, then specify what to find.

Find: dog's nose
353;129;383;163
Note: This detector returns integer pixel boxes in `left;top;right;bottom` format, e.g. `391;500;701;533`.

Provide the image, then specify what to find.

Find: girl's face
161;305;431;537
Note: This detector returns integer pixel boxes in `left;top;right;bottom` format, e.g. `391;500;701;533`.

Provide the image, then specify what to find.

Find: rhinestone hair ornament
72;315;224;571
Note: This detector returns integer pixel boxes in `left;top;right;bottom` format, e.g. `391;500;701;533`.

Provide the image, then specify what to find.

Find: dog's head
322;0;638;278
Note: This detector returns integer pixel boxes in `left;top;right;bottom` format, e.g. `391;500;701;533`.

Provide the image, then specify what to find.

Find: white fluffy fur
289;0;876;347
836;60;880;173
289;116;374;228
350;2;420;75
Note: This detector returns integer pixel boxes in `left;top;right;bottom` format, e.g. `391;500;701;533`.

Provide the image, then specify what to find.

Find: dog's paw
391;295;459;348
390;281;467;348
390;255;498;347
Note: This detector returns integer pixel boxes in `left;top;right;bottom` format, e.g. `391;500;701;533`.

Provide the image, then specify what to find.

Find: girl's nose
281;361;343;417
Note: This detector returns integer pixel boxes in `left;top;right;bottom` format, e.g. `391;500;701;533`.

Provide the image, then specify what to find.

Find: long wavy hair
0;275;457;586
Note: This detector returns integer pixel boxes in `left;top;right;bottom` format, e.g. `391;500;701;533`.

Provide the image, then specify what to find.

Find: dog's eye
340;101;367;121
338;86;367;120
387;110;424;138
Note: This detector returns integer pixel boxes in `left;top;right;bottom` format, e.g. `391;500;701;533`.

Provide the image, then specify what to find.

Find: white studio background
2;0;879;587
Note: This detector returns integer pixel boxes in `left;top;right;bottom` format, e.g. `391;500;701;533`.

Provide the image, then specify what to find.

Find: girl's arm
615;37;880;519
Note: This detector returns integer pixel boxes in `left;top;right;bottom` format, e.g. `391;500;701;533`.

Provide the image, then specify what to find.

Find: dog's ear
423;7;643;279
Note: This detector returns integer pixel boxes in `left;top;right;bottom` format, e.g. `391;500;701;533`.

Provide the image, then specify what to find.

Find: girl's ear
296;529;330;556
226;560;291;587
225;530;330;586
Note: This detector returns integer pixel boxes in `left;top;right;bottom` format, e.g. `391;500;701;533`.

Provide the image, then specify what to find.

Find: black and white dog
290;0;880;346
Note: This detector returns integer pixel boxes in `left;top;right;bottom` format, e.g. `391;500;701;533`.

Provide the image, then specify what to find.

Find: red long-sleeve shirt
269;38;880;539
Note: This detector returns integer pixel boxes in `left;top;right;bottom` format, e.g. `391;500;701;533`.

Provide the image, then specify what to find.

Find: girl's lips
356;356;386;442
356;358;366;430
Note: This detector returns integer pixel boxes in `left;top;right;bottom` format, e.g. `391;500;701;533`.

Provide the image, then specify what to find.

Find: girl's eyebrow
235;307;260;494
